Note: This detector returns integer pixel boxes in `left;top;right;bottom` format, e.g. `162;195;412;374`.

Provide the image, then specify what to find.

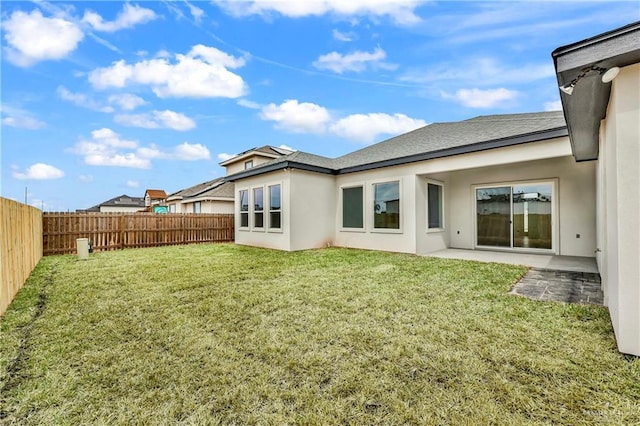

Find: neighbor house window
373;181;400;229
169;204;176;213
239;190;249;227
253;187;264;228
427;182;444;230
342;186;363;229
245;160;253;170
269;184;281;229
193;201;201;214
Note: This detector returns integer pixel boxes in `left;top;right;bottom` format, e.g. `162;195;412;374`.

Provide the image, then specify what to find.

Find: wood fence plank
41;213;234;255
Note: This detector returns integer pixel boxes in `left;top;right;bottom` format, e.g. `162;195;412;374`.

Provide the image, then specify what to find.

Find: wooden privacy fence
1;197;43;316
43;213;234;256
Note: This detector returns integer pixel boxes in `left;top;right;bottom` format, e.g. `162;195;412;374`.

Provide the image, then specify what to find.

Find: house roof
81;194;145;212
218;145;294;166
226;111;568;181
145;189;167;199
553;21;640;161
167;177;234;201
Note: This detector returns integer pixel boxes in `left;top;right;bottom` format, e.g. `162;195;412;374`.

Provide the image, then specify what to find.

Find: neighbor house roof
218;145;294;166
167;177;234;201
226;111;568;181
553;20;640;161
145;189;167;199
80;194;145;212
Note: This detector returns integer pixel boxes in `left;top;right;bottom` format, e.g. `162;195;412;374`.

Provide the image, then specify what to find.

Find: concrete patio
428;248;598;273
428;249;603;305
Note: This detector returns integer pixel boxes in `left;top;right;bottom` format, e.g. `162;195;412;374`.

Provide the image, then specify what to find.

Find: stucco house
144;189;167;207
166;146;293;214
227;22;640;356
166;177;234;214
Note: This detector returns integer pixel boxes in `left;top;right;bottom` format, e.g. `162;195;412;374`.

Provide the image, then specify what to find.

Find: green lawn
1;244;639;424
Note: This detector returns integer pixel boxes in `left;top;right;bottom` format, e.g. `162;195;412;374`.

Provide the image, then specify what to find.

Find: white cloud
332;29;356;41
214;0;422;25
13;163;65;180
2;9;84;67
185;1;206;23
218;153;234;161
108;93;147;111
126;180;140;188
440;88;518;108
1;114;46;130
174;142;211;160
70;128;209;168
88;45;247;99
330;113;426;143
260;99;331;133
544;100;562;111
114;110;196;131
278;144;296;152
312;47;396;74
70;128;150;168
78;174;94;183
82;3;157;32
237;99;261;109
57;86;114;112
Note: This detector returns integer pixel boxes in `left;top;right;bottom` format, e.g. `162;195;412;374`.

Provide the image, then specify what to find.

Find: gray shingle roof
168;177;226;199
82;194;144;212
226;111;567;181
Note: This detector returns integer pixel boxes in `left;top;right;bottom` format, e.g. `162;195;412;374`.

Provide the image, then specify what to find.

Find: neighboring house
144;189;167;207
79;194;145;213
227;22;640;356
165;146;293;214
219;145;294;175
166;178;235;214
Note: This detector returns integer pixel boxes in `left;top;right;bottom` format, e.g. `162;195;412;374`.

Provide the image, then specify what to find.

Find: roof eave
337;127;569;174
226;161;335;181
553;21;640;161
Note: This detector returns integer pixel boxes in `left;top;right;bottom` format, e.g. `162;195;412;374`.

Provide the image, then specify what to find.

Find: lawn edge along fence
43;212;234;255
1;197;43;316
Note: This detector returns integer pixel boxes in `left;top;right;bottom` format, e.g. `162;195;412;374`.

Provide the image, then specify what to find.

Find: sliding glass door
476;182;553;251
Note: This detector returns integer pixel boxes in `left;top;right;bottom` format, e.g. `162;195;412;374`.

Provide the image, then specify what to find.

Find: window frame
193;201;202;214
371;179;402;233
244;160;254;170
238;189;250;230
268;184;282;232
252;186;265;230
340;184;365;232
426;179;445;233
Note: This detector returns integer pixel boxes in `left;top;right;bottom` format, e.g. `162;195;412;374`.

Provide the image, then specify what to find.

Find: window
245;160;253;170
169;204;176;213
193;201;201;214
373;181;400;229
427;182;444;230
253;187;264;228
342;186;363;228
269;185;281;229
239;190;249;227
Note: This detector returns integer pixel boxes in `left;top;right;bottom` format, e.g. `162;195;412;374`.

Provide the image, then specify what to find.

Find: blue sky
1;1;638;211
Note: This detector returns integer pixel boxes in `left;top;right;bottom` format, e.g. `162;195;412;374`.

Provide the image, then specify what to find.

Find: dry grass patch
1;244;639;424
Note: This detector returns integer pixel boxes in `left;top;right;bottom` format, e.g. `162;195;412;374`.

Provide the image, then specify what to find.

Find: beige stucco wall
599;63;640;356
225;154;278;176
234;169;292;251
289;170;336;251
100;206;143;213
333;136;594;256
168;200;233;214
444;155;596;257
